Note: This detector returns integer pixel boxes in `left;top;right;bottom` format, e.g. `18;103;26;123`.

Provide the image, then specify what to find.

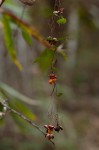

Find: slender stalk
50;83;56;96
0;7;54;50
0;100;55;145
0;100;45;135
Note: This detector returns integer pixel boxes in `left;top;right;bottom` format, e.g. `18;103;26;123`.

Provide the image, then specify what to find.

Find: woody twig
0;100;55;145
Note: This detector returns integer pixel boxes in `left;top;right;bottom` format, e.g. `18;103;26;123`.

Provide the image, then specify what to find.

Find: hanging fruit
44;125;55;140
48;73;57;84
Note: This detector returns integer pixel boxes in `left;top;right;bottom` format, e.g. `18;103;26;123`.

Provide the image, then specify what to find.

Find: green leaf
9;99;36;133
22;29;33;45
57;92;63;97
34;49;54;71
58;36;66;42
0;81;40;106
9;100;36;121
2;15;22;70
57;17;67;24
59;51;68;60
11;112;34;133
11;112;28;133
0;86;37;132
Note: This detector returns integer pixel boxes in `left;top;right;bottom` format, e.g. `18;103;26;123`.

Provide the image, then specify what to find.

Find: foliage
0;0;99;150
2;15;23;70
34;49;54;71
57;17;67;25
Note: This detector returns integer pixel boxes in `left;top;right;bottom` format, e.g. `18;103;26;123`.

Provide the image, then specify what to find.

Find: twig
50;83;56;96
0;0;5;7
0;100;45;134
0;100;55;145
0;7;55;50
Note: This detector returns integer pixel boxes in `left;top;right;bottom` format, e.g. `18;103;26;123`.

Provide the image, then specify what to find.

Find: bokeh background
0;0;99;150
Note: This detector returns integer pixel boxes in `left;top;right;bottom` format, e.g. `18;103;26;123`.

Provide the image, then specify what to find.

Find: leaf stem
0;100;55;145
0;100;45;135
0;7;55;50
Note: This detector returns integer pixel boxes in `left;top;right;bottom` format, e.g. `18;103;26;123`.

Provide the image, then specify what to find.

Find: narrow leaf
9;100;36;121
59;51;68;60
2;15;22;70
0;81;40;106
22;29;33;45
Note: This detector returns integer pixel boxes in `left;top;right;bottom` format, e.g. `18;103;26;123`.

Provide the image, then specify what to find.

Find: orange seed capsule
49;79;53;84
53;78;57;82
48;129;52;134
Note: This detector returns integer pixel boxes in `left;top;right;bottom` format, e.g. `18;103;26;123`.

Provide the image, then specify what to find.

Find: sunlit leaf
22;29;33;45
2;15;22;70
57;17;67;24
1;10;51;49
9;100;36;121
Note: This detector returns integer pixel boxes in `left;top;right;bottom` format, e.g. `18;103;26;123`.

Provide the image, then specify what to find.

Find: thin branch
50;83;56;96
0;100;55;145
0;7;55;50
0;0;5;7
0;100;45;134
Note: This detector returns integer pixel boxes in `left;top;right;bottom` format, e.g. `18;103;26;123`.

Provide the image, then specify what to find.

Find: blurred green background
0;0;99;150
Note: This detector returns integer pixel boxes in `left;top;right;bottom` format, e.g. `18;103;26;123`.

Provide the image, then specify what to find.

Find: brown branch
0;100;55;145
0;7;55;50
0;0;5;7
0;100;45;135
